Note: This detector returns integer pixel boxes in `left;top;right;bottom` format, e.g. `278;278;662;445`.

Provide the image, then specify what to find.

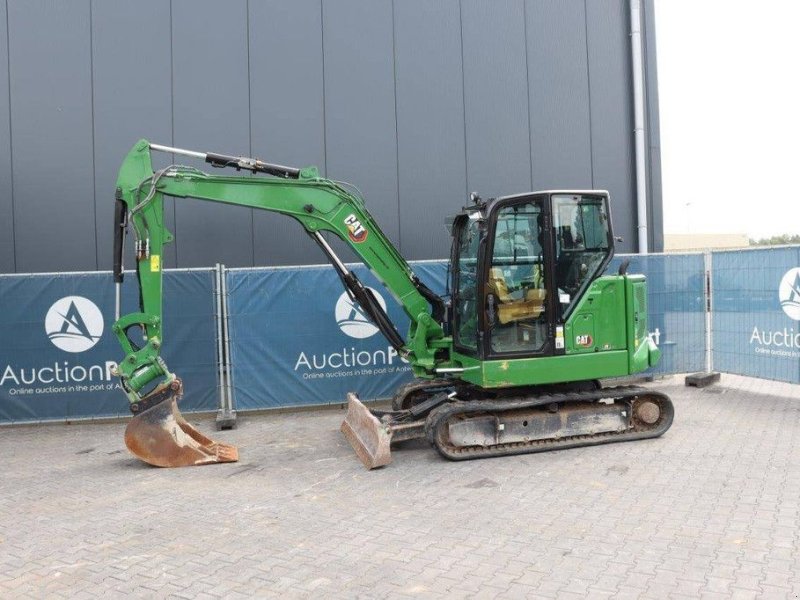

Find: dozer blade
341;393;392;469
125;396;239;468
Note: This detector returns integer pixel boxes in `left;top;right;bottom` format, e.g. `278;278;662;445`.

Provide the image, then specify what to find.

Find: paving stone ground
1;374;799;599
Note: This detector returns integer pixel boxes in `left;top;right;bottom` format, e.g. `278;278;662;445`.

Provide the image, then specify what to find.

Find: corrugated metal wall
0;0;662;273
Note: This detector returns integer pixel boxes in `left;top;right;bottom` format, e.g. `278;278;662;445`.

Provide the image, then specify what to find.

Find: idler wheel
634;399;661;425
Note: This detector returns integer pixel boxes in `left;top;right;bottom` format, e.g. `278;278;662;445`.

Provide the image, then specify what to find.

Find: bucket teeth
125;388;238;468
340;393;392;469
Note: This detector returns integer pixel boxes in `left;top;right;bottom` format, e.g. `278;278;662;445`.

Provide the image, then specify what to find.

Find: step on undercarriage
341;384;674;469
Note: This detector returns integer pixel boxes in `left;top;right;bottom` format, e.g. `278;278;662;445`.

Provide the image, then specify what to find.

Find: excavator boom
112;140;448;467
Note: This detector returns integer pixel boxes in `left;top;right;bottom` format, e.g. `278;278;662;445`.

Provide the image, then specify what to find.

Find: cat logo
344;214;368;243
576;334;593;348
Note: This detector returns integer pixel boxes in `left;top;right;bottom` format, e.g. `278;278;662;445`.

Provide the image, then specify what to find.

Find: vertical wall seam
89;0;98;269
246;0;255;266
319;0;331;252
391;0;401;250
169;0;177;265
319;0;342;253
522;0;533;190
320;0;327;177
5;0;16;271
458;0;468;197
245;0;252;159
583;0;595;188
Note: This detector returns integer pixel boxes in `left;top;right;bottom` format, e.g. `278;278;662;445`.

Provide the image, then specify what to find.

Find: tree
749;234;800;246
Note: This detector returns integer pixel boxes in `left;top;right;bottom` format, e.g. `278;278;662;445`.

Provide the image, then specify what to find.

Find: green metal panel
564;276;627;354
452;350;631;388
626;274;658;372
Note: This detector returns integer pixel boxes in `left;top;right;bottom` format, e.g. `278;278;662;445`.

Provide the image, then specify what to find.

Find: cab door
483;195;554;358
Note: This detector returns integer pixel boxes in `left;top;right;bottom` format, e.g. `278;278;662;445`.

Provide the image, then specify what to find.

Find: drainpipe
630;0;648;254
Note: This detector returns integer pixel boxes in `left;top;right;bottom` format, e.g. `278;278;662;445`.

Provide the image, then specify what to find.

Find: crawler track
424;386;674;461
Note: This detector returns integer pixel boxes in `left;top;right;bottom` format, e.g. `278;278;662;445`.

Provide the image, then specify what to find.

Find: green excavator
112;139;673;468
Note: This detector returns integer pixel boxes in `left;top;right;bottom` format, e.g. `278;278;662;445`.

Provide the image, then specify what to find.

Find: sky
655;0;800;239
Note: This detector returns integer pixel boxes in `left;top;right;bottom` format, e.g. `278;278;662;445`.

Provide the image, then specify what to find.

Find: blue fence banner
712;247;800;383
4;247;795;422
0;269;219;423
226;261;448;410
607;253;706;376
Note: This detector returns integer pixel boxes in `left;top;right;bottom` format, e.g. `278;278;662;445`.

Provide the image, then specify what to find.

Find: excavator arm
112;140;450;466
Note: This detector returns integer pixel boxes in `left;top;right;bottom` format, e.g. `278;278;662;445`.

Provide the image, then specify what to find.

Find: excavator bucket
125;396;238;468
341;393;392;469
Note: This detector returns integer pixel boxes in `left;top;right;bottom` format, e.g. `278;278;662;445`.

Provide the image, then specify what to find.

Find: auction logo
45;296;104;353
779;268;800;321
335;289;386;339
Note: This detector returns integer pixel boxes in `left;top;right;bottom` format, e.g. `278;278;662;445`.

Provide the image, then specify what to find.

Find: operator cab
450;191;614;359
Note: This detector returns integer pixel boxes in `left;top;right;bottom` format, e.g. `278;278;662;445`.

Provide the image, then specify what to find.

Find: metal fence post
705;251;714;373
215;263;237;429
214;264;225;411
686;250;720;387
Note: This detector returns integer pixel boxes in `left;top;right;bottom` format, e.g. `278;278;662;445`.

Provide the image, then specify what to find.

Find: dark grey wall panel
8;0;95;272
0;0;13;272
322;0;398;263
394;0;466;260
91;0;174;269
0;0;661;272
249;0;327;267
586;0;636;253
461;0;531;198
171;0;253;268
526;0;592;190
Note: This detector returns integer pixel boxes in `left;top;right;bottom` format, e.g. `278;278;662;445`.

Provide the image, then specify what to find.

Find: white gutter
630;0;649;254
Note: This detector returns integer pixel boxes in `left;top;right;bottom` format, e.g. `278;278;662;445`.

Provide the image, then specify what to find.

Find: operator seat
487;267;546;325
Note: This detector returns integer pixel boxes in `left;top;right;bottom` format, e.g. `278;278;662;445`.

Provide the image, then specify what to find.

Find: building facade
0;0;662;273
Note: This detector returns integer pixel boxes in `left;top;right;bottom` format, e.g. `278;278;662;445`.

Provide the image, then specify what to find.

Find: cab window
453;216;481;351
552;194;611;314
